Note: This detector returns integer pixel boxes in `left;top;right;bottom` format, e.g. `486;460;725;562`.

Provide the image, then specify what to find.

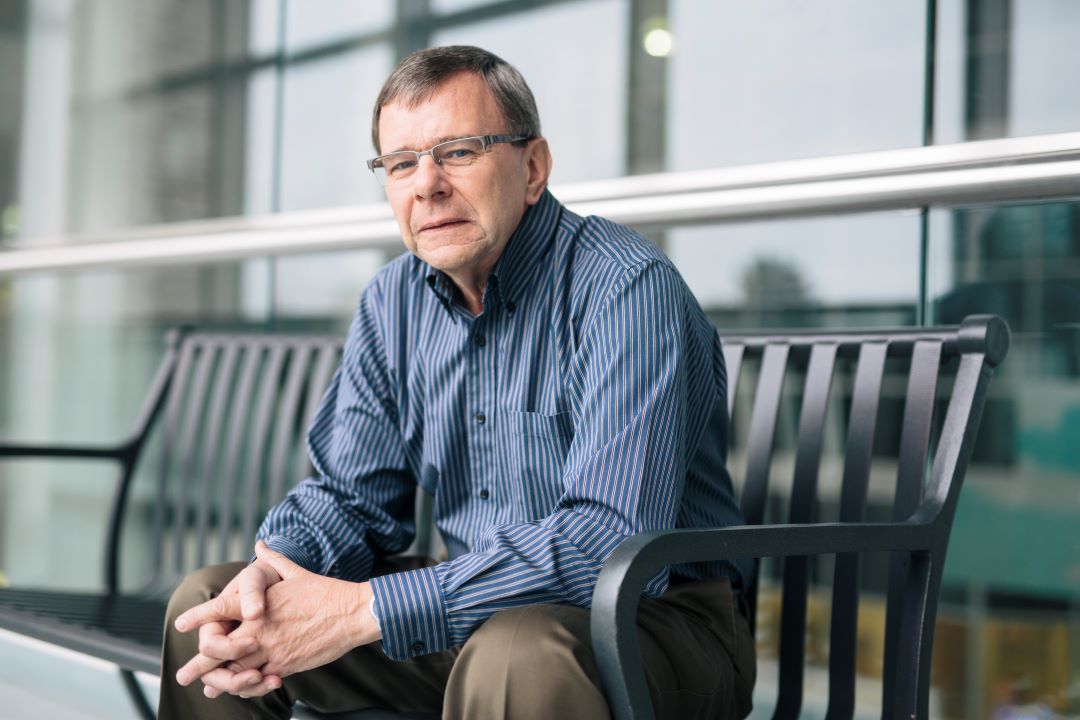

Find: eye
385;155;417;175
438;142;482;164
445;147;478;159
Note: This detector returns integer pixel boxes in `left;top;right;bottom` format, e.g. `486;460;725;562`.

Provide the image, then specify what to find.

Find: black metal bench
0;316;1008;719
593;314;1009;719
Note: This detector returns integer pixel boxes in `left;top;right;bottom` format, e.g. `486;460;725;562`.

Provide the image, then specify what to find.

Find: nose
411;153;450;200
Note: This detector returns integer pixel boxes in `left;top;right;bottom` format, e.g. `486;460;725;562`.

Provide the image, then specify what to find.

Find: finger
239;675;283;699
198;624;258;661
200;666;264;696
237;564;272;621
227;649;269;675
176;652;226;687
175;592;242;633
254;540;300;580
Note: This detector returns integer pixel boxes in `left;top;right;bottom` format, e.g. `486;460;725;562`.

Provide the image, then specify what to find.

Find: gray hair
372;45;541;152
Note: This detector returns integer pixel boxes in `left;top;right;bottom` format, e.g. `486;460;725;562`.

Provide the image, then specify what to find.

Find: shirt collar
488;188;560;308
422;188;560;314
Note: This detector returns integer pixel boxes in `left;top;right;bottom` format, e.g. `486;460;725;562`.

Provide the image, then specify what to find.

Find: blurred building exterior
0;1;1077;717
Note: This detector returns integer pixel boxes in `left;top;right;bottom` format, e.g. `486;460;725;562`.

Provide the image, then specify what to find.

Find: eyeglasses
367;134;532;186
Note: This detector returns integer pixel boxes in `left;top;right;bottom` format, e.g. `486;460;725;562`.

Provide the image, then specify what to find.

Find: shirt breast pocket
501;410;574;519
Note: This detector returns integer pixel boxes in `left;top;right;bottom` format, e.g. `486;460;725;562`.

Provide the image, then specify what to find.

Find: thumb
254;540;302;579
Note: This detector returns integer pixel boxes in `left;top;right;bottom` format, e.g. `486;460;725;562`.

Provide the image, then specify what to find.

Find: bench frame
0;316;1009;719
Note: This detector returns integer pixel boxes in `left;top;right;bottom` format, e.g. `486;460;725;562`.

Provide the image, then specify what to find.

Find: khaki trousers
159;559;755;720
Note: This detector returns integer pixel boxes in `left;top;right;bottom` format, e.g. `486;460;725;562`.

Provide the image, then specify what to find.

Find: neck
446;269;488;316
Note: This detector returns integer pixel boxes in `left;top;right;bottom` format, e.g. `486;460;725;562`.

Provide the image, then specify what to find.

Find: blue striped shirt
258;189;748;661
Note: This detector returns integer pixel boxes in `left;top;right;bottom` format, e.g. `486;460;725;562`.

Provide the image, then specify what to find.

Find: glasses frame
366;134;532;184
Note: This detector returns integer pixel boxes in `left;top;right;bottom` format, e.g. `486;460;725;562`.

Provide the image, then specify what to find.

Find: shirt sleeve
257;282;417;582
371;260;711;660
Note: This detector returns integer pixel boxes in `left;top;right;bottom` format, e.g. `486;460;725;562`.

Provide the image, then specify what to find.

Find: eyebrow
386;135;472;154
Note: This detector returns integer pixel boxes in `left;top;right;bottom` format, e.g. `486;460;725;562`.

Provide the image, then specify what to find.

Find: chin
420;240;484;267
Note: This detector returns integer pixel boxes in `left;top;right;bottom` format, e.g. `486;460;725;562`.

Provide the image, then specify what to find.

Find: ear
522;137;553;206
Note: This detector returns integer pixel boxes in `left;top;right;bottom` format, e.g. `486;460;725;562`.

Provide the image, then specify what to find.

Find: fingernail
246;676;259;686
176;671;188;686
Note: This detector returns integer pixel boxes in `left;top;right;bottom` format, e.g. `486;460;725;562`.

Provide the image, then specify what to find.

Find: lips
418;219;469;232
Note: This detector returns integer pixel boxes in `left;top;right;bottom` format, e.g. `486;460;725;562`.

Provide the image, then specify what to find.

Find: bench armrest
0;441;132;461
590;521;940;720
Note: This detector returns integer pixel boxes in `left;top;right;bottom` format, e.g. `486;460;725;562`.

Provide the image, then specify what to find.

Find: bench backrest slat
773;342;837;719
825;340;888;719
268;344;314;509
193;341;237;569
238;343;289;566
739;343;789;531
722;343;745;417
136;333;343;592
296;341;340;481
195;342;240;569
880;340;942;705
153;338;197;587
173;341;217;577
215;341;263;566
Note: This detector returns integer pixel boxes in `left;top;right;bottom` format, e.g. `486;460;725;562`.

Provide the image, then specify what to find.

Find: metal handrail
4;131;1080;275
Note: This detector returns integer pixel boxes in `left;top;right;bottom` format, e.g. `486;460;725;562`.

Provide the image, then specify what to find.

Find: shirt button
474;334;487;347
411;641;425;653
506;302;517;314
479;488;490;500
474;412;486;425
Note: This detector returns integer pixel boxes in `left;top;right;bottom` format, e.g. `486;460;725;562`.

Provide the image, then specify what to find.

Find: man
161;45;755;719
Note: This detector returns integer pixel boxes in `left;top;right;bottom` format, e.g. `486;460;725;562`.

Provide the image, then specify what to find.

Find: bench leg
120;667;155;720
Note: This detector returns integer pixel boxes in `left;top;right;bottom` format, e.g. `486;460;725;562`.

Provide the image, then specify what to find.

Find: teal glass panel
928;202;1080;717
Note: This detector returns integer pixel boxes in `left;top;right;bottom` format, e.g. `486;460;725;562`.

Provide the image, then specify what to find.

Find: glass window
50;0;255;233
431;0;499;15
936;0;1080;144
273;250;388;322
433;0;629;184
278;46;393;211
1009;0;1080;136
283;0;394;52
669;213;921;327
668;1;927;170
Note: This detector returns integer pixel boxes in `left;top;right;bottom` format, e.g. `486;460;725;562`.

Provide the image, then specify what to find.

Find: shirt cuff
260;535;317;572
368;566;450;660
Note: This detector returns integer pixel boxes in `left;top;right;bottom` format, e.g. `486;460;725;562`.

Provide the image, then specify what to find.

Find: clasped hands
174;540;380;699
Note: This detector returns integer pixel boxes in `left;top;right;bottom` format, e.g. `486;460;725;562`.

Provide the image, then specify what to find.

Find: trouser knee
446;604;609;720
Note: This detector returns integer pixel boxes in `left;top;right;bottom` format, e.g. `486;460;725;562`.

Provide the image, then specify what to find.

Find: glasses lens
382;152;420;182
434;137;485;167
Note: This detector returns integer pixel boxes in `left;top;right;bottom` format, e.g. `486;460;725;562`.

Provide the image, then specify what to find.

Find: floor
0;628;159;719
0;627;917;720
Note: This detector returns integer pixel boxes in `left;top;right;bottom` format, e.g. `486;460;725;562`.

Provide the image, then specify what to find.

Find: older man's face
377;73;546;281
